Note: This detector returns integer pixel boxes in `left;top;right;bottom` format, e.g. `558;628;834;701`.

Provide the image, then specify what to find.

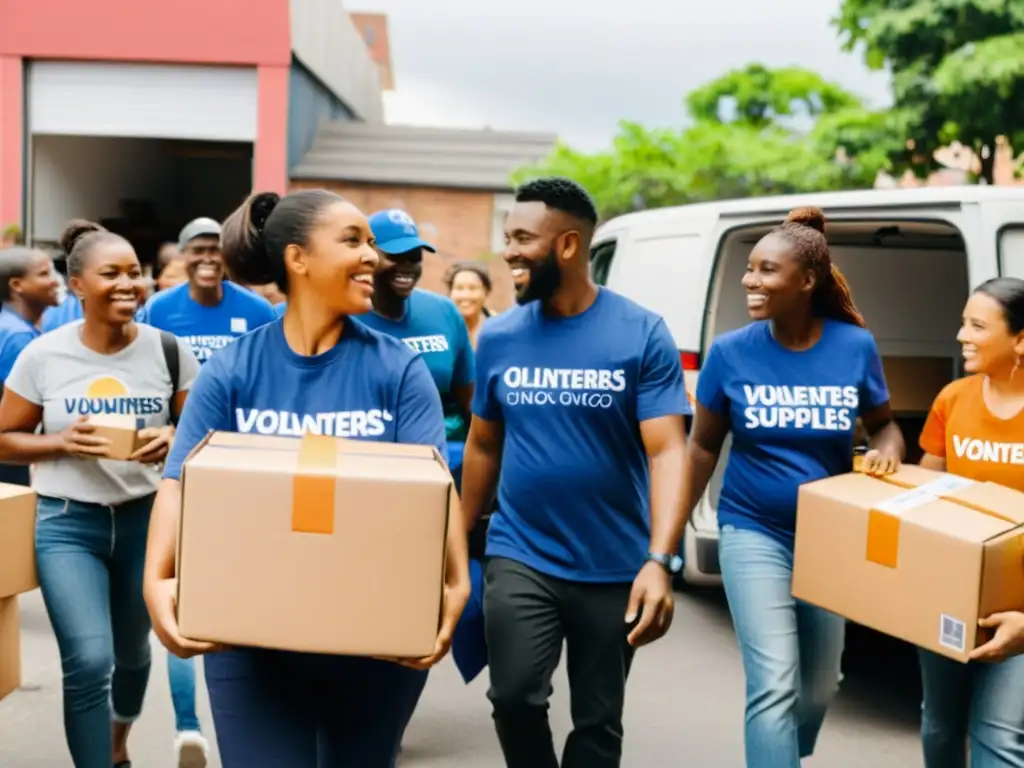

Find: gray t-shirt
5;321;199;505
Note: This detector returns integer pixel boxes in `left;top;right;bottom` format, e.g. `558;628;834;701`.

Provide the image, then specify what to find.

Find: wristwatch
645;551;683;575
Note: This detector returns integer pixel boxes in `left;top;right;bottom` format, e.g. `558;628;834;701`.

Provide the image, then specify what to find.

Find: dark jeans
35;493;154;768
204;647;428;768
483;556;635;768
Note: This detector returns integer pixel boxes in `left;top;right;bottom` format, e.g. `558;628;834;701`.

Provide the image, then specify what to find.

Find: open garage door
27;61;258;142
25;62;256;264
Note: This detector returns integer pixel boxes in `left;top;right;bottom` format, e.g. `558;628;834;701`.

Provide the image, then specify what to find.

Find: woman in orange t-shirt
918;276;1024;768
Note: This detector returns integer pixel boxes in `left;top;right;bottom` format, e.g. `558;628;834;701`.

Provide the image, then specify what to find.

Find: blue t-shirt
164;318;447;481
138;281;277;364
0;307;40;383
274;302;286;318
473;288;690;583
357;289;474;398
42;294;83;332
696;319;890;547
0;307;41;486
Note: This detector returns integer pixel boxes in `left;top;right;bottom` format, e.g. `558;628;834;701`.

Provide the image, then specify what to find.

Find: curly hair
772;206;865;328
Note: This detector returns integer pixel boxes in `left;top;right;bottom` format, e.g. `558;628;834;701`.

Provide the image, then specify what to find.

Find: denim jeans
35;493;155;768
204;647;428;767
168;653;202;733
920;649;1024;767
719;525;846;768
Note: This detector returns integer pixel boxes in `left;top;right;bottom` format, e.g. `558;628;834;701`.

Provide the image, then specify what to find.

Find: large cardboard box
793;466;1024;662
0;596;21;701
0;484;38;598
177;432;453;658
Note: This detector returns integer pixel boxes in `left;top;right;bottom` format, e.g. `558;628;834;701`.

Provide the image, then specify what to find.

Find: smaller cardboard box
0;595;21;702
90;415;147;461
0;484;38;598
793;466;1024;662
177;432;453;658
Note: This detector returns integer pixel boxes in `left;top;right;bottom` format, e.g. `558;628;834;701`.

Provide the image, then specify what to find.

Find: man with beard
460;177;690;768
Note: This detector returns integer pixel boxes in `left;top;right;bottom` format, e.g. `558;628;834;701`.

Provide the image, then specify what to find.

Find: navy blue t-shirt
696;319;889;547
164;318;447;481
138;282;277;364
473;288;690;583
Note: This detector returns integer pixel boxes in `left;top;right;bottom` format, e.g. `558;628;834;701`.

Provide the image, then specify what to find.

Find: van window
591;241;617;286
999;227;1024;279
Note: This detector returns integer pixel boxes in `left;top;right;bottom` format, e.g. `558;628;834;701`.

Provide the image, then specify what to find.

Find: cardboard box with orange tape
793;466;1024;662
0;483;37;701
176;432;453;658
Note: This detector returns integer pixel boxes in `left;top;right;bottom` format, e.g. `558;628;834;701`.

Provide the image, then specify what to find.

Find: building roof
290;122;558;191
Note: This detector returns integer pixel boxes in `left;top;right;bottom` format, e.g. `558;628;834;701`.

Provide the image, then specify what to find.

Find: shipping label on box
176;432;453;658
0;485;38;598
793;466;1024;662
90;414;147;461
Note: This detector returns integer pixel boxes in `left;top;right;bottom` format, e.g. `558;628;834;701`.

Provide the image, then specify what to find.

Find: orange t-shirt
919;375;1024;492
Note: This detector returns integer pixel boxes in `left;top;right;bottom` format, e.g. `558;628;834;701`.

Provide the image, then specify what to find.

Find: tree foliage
835;0;1024;181
513;64;898;220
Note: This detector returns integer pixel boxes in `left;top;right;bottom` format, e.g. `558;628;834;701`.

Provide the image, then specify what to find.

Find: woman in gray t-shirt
0;220;198;768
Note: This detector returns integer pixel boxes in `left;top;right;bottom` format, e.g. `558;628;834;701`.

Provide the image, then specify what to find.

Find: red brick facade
289;179;515;311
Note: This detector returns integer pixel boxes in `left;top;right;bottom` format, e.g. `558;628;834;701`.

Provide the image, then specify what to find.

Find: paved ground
0;587;925;767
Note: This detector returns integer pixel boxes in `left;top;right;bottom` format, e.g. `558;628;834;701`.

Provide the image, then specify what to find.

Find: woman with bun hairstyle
916;276;1024;768
0;245;61;485
0;220;199;768
143;190;469;767
681;207;904;767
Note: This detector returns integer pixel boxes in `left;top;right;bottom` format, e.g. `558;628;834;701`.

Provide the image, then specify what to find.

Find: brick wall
289;179;515;311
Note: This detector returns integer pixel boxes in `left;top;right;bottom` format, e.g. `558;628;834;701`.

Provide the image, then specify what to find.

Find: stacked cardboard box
0;484;38;700
793;466;1024;662
176;432;454;658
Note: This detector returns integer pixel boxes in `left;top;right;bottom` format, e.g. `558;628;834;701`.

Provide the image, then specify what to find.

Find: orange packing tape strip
292;433;337;534
856;470;1006;569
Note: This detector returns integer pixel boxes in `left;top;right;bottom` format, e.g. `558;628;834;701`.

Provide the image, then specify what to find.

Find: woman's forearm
0;433;67;464
144;479;183;585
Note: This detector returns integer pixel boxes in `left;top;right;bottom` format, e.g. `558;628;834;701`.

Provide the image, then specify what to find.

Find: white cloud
355;0;892;151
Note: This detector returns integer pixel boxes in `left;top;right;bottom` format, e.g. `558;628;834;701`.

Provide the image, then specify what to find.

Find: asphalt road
0;587;925;767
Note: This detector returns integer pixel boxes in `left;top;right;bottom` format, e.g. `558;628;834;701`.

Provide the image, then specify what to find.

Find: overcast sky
351;0;893;151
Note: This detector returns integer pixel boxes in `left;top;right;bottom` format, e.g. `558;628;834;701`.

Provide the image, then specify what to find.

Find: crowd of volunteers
0;177;1021;768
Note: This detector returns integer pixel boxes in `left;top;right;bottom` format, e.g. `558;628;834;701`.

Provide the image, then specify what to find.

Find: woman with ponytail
679;207;904;767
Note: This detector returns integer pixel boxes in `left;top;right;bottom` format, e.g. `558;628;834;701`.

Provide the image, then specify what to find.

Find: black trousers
483;556;635;768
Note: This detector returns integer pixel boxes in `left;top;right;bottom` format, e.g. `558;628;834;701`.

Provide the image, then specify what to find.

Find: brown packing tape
292;433;338;535
855;468;1018;569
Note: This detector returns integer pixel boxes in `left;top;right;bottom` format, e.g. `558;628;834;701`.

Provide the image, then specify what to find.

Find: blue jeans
719;525;845;768
168;653;201;733
920;649;1024;767
204;647;429;767
35;494;154;768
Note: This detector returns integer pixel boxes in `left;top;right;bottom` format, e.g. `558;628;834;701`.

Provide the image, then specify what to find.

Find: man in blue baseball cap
359;208;478;743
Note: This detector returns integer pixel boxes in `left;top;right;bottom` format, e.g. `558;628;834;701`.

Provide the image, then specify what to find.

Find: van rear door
998;225;1024;279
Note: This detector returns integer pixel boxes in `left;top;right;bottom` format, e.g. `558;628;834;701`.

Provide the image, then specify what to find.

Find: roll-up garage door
27;61;258;142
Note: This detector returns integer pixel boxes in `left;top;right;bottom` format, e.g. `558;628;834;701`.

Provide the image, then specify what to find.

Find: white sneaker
174;731;209;768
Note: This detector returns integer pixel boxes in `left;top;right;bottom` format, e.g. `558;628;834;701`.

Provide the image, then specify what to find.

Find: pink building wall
0;0;293;229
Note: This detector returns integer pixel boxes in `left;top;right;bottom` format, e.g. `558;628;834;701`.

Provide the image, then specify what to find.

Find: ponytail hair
773;206;865;328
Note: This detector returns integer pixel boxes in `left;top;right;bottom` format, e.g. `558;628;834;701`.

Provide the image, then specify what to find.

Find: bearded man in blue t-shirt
461;177;691;768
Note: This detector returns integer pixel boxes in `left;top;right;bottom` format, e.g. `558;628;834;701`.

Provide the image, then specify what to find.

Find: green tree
513;64;898;219
835;0;1024;182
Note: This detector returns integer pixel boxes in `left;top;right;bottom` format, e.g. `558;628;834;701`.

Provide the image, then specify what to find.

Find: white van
593;186;1024;587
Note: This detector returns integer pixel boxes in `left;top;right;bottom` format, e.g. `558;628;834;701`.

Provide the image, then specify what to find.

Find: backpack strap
159;330;181;425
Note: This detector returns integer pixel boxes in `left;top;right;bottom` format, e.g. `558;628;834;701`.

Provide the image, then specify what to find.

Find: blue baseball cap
368;209;436;255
